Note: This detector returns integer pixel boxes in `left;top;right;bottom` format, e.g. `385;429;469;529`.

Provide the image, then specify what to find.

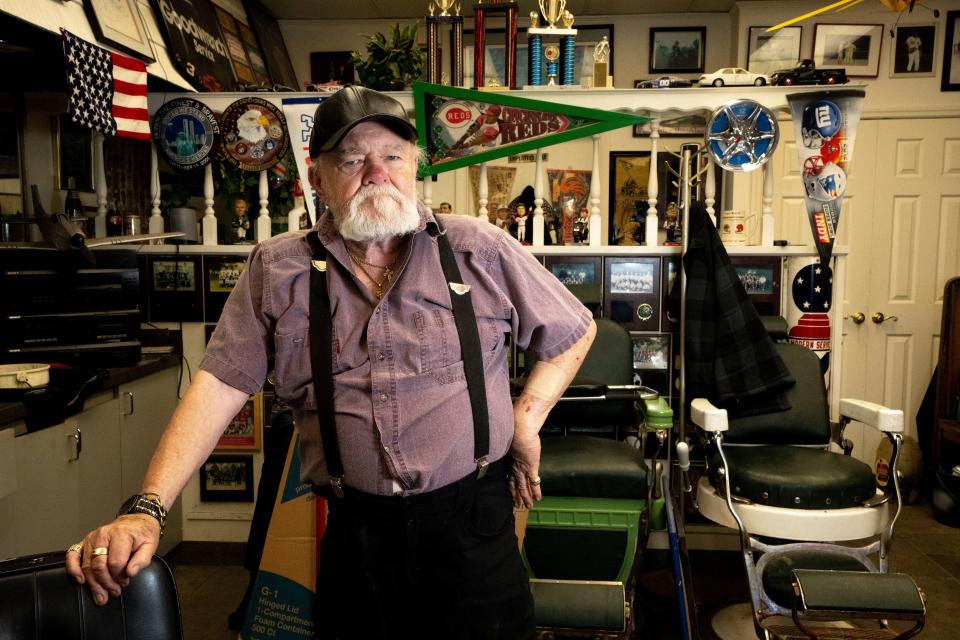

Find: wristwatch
118;493;167;537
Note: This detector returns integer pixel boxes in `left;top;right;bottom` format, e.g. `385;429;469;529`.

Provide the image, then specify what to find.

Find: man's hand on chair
64;515;160;606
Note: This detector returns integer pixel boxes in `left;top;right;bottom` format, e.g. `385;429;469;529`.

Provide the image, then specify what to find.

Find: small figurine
530;10;539;28
572;207;589;244
231;197;252;244
511;203;531;244
594;36;610;65
439;202;453;213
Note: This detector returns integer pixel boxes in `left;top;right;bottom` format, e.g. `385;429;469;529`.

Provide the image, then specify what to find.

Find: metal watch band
119;494;167;538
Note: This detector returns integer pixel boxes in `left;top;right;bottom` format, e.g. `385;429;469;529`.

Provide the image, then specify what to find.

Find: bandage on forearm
522;360;568;403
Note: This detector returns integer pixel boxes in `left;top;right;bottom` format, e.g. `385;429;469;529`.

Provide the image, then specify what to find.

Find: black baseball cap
309;86;418;157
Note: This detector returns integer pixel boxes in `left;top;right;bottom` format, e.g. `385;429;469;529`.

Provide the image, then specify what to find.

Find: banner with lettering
281;95;327;224
414;82;649;175
786;89;865;265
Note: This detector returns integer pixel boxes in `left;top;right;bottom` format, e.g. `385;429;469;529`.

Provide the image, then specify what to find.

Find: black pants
313;459;535;640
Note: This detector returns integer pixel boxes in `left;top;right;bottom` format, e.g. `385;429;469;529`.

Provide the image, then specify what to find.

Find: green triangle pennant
414;82;650;176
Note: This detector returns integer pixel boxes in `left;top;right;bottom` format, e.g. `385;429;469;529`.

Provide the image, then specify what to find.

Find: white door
853;117;960;460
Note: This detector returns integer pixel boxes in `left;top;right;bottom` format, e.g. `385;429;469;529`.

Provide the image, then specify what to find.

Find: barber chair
684;342;925;639
518;318;671;638
0;551;182;639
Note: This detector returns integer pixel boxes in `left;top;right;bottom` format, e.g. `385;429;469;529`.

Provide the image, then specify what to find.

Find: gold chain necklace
346;250;396;300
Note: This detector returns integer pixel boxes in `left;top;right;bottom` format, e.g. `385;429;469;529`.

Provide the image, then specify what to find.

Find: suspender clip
475;456;489;479
330;476;345;498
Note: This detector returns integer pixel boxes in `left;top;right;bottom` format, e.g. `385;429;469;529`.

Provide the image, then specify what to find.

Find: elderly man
65;86;595;639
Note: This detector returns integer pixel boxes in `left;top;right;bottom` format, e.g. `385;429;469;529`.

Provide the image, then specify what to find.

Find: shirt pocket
413;293;505;373
272;328;311;399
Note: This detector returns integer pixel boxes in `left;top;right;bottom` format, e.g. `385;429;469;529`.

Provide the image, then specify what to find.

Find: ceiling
259;0;743;21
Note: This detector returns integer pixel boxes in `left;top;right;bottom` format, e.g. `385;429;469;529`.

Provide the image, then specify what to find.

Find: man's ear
308;161;323;199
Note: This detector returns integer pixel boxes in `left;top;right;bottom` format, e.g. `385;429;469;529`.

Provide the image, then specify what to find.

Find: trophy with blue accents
527;0;578;87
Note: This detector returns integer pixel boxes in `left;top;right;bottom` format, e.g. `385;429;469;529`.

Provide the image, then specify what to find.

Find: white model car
698;67;769;87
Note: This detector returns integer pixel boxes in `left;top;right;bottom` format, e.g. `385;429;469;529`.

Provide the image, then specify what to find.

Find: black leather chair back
724;342;831;445
0;551;182;640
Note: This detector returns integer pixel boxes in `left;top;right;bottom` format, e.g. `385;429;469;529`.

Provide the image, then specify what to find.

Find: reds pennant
414;82;650;176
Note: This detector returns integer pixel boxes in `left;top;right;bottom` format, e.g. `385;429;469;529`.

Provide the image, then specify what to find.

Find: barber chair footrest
769;570;926;640
530;578;627;633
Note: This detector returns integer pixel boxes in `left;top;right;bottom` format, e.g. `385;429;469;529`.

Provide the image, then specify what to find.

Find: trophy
593;35;612;88
472;0;519;89
527;0;578;87
426;0;464;85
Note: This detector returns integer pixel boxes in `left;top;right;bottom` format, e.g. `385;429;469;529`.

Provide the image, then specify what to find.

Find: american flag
61;29;150;140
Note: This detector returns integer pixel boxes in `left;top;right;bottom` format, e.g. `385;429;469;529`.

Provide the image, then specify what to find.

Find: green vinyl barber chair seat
685;342;925;639
518;318;670;638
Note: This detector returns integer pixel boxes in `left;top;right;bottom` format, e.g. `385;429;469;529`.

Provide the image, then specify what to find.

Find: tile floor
168;499;959;639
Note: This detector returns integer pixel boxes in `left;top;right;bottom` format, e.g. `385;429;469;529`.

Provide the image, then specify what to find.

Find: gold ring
530;476;542;486
67;543;83;554
91;547;109;557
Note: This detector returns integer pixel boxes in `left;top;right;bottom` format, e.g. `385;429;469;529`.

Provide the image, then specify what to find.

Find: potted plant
351;23;425;90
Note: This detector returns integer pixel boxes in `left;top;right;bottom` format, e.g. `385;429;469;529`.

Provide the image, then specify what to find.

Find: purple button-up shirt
201;205;591;495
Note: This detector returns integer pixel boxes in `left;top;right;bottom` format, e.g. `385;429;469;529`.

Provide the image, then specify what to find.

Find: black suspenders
307;218;490;498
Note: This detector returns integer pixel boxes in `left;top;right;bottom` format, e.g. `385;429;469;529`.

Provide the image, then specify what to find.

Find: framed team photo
199;454;254;502
216;393;263;451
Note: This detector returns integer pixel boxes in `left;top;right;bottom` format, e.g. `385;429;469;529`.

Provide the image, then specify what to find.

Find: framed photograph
243;0;299;89
943;11;960;91
649;27;706;73
463;25;613;87
633;113;707;138
632;334;670;370
83;0;154;61
812;23;883;78
729;256;782;316
604;257;661;331
890;25;937;77
152;260;196;292
547;259;600;286
746;26;802;76
310;51;355;85
200;454;254;502
216;393;263;451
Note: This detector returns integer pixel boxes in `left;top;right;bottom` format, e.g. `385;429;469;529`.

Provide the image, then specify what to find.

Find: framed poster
238;23;272;84
608;151;652;246
812;23;883;78
890;25;937;78
83;0;154;61
214;5;255;85
746;26;802;77
216;393;263;451
942;11;960;91
243;0;299;89
200;454;254;502
649;27;706;73
463;25;613;88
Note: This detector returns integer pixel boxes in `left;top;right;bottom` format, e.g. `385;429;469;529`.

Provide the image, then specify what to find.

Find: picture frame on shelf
609;151;653;246
216;393;263;451
632;112;707;138
812;23;883;78
649;27;705;73
632;334;670;370
310;51;355;85
942;11;960;91
83;0;155;61
463;24;614;88
746;26;802;77
52;114;94;192
199;454;255;502
890;24;937;78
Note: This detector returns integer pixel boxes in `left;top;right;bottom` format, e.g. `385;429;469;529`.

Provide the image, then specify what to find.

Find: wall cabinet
0;367;180;560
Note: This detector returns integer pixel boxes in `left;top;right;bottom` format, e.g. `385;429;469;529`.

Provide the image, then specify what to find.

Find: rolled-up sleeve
492;233;593;360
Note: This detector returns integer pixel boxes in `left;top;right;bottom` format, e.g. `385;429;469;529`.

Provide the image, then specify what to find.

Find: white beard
331;184;420;242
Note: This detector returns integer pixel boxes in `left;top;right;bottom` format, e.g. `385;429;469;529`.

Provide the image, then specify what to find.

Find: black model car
635;76;693;88
770;59;848;86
